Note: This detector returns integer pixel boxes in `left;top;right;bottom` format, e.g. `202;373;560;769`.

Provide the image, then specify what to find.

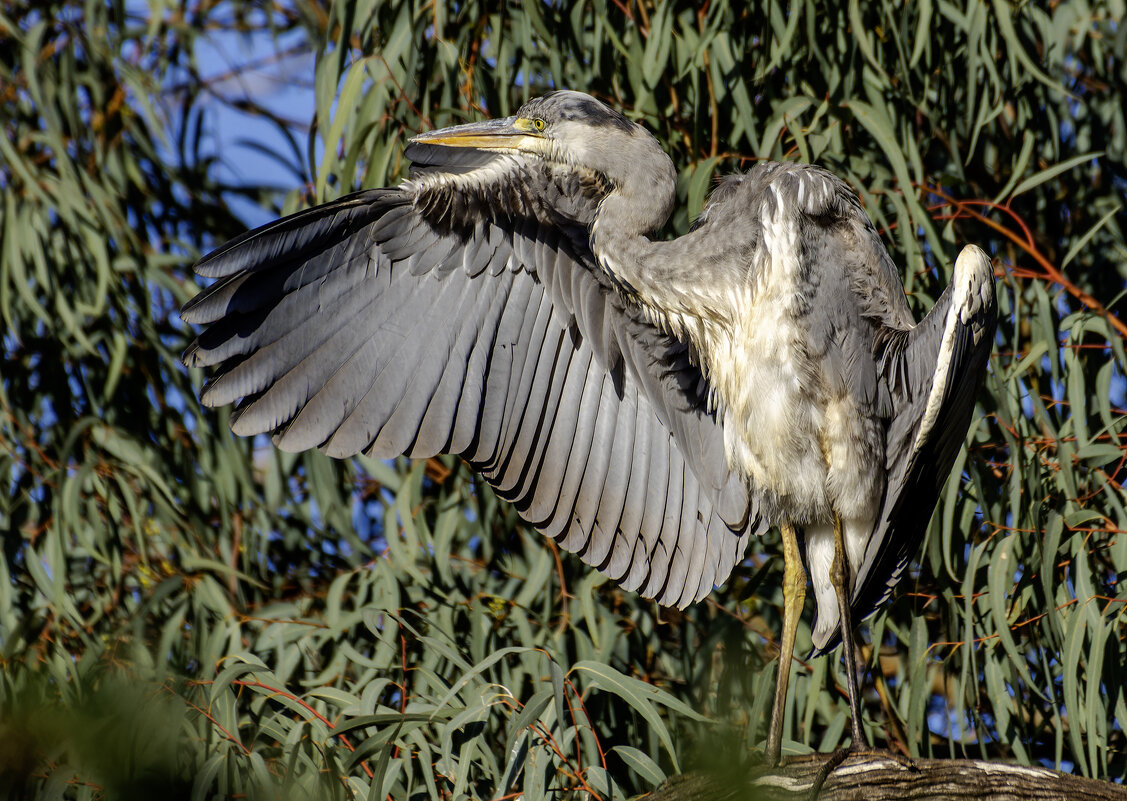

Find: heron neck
590;190;664;272
588;156;676;284
590;186;731;342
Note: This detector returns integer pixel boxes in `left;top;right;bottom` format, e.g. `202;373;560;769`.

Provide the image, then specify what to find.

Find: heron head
408;90;675;204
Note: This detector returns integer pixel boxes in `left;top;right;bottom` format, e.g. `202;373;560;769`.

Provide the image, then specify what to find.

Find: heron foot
805;745;918;800
806;746;849;800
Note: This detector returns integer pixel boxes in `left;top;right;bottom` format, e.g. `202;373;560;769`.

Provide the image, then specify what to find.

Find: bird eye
532;118;546;132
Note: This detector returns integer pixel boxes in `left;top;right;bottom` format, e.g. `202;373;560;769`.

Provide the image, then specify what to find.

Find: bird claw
806;745;918;800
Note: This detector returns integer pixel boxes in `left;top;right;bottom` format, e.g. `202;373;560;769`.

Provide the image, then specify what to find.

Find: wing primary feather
673;464;707;608
657;451;690;607
367;273;496;457
637;428;673;600
412;272;516;457
197;254;383;405
614;396;655;593
485;315;569;496
523;347;598;535
461;280;547;461
268;265;454;452
580;385;636;568
323;269;472;457
189;190;391;282
551;359;612;550
226;290;384;439
482;293;566;482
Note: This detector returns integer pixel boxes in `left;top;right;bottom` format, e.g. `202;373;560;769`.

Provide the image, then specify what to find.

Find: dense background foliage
2;0;1126;798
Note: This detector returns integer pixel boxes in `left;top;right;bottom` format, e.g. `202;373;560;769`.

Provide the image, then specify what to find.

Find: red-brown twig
923;184;1127;340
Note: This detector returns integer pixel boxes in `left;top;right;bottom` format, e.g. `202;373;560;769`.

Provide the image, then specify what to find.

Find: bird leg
831;512;865;748
802;515;868;800
764;520;805;766
808;515;921;798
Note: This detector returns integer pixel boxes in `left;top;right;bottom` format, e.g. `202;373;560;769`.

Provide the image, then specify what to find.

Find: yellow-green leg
765;521;805;766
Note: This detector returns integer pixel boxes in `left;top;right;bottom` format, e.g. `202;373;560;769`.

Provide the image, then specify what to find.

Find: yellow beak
410;116;544;151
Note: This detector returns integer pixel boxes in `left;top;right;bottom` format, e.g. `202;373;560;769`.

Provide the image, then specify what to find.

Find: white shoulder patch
912;245;993;453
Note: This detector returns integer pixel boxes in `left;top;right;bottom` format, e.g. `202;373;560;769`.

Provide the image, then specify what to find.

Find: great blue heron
181;90;997;764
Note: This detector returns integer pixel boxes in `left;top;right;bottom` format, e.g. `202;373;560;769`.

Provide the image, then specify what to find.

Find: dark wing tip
181;340;200;368
186;190;393;286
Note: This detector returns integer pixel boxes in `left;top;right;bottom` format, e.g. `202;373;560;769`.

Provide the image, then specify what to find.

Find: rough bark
645;753;1127;801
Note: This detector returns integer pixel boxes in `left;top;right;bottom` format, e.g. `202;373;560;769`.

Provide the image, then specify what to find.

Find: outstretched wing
181;149;761;608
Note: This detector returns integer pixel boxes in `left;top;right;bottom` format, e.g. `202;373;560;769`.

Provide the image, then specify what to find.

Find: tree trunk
646;753;1127;801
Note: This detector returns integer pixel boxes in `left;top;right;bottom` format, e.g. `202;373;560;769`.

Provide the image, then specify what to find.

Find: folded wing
808;245;997;654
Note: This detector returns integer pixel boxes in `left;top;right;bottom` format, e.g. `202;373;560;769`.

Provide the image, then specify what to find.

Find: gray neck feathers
588;133;676;285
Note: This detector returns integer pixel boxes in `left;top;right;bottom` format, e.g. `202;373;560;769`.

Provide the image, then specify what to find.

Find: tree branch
647;753;1127;801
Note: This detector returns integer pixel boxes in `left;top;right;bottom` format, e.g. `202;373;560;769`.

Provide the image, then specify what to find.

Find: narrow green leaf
611;744;666;785
504;688;553;761
431;647;529;715
848;0;889;82
316;57;371;201
1062;597;1089;776
572;660;709;768
910;0;932;67
991;0;1072;96
993;131;1036;201
987;536;1041;699
1061;204;1122;270
1009;151;1102;200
